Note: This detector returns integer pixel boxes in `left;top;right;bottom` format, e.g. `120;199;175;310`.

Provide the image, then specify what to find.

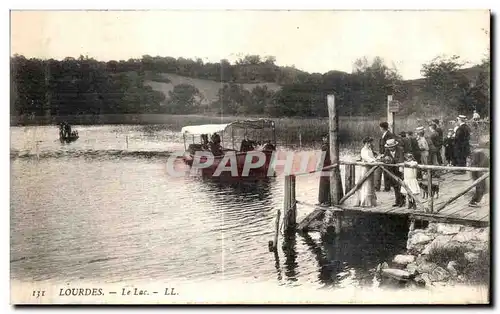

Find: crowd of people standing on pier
319;114;487;209
360;115;482;208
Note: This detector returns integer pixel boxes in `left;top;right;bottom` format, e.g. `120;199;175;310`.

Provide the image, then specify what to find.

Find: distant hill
145;73;282;106
145;65;485;116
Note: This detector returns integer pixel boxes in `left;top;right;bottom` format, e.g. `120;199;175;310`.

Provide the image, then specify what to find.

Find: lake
10;125;408;290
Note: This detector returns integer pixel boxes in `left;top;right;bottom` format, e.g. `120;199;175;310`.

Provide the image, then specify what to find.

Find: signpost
387;95;400;133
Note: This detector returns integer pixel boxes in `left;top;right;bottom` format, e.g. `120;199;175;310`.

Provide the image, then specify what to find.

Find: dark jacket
382;146;404;175
455;123;471;155
321;143;331;166
428;131;440;153
379;131;395;155
409;137;421;160
435;127;444;148
400;137;412;153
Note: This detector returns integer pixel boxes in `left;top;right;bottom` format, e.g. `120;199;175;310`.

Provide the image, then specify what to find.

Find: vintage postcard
9;9;490;304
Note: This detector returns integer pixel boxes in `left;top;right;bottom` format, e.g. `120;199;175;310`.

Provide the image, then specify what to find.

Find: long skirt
354;165;377;207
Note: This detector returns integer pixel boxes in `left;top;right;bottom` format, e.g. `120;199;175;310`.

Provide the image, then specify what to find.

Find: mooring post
327;94;344;204
283;175;297;234
344;164;355;195
387;95;395;134
327;94;344;235
427;169;433;213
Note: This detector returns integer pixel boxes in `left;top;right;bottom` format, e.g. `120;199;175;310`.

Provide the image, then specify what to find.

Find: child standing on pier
402;154;420;209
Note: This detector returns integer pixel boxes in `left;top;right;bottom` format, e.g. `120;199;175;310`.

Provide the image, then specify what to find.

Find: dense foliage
10;53;490;119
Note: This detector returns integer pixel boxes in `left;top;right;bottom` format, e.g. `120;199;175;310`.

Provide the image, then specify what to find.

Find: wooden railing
268;93;490;252
268;161;490;251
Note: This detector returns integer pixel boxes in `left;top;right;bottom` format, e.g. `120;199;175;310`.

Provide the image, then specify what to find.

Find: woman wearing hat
416;127;429;165
354;137;378;207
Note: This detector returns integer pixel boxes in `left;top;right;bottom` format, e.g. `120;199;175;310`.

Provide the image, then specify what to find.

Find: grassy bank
11;114;490;148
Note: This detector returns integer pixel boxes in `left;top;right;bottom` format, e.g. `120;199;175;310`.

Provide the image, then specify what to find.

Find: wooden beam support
434;172;490;213
339;165;379;204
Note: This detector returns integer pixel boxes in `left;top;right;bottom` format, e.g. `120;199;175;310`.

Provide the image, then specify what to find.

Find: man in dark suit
382;138;405;207
432;119;444;165
407;131;421;163
374;122;395;192
454;115;471;172
399;131;412;153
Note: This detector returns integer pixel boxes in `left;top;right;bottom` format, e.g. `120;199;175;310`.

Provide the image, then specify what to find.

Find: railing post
427;169;433;213
327;94;344;204
326;94;344;236
283;175;296;234
344;164;355;195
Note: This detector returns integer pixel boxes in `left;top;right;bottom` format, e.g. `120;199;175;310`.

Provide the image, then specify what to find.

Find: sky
10;10;490;80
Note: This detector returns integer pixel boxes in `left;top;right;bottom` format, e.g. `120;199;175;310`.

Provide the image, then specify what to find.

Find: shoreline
376;222;490;290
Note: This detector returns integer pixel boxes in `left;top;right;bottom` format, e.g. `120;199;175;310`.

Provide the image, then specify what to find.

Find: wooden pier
269;94;490;251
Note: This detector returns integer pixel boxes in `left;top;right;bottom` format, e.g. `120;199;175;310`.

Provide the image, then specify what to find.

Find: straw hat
458;115;467;119
384;139;398;148
415;126;424;132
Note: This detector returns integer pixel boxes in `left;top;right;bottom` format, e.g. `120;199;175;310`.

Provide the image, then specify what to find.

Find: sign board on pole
388;100;401;113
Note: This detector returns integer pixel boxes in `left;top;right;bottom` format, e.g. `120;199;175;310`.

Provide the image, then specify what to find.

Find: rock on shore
377;222;489;288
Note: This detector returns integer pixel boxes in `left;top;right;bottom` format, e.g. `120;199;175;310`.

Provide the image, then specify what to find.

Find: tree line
10;53;490;119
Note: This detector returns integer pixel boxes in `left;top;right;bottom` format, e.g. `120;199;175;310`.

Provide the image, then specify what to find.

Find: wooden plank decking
302;171;490;227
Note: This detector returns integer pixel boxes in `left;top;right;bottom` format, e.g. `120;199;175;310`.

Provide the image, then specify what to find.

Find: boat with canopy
181;118;277;176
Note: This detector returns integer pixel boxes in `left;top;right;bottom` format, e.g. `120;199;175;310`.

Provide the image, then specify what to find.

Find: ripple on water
10;125;409;288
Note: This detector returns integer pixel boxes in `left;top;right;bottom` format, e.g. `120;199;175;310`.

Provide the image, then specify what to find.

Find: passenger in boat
209;133;224;156
262;140;275;151
240;136;254;152
201;134;209;150
59;123;65;138
212;133;221;145
65;123;72;138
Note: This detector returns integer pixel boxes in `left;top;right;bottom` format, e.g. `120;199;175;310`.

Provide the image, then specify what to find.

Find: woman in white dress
402;153;420;209
355;137;378;207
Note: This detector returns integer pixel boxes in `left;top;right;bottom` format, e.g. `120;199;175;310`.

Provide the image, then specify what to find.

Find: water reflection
295;214;409;287
282;235;299;282
197;176;276;203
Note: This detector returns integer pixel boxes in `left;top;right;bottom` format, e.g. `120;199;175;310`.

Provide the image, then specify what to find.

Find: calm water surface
10;125;408;288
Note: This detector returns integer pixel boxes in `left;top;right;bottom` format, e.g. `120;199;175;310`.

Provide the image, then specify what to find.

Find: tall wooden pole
387;95;395;134
283;175;297;234
327;95;344;204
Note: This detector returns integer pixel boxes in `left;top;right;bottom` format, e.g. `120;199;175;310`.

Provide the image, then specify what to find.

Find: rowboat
181;119;277;177
60;132;79;143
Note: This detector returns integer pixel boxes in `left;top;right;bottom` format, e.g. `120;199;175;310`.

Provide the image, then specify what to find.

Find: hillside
10;54;489;121
145;73;282;106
